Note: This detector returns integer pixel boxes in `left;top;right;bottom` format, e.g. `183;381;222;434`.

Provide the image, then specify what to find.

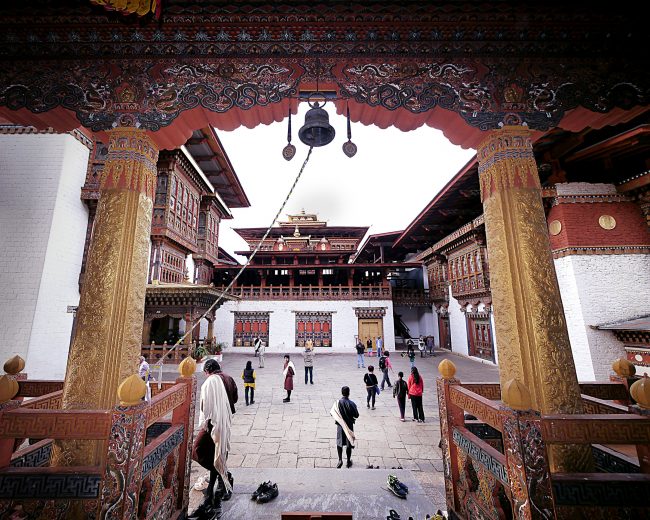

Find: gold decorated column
478;125;589;471
55;128;158;465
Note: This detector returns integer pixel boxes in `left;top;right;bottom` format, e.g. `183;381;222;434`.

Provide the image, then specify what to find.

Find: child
393;371;408;422
241;360;256;405
363;365;379;410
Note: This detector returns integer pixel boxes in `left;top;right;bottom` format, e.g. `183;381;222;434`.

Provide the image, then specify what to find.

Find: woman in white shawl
189;359;233;519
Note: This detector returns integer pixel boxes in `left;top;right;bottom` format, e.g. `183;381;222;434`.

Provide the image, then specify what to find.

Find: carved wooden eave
144;283;238;319
0;1;648;150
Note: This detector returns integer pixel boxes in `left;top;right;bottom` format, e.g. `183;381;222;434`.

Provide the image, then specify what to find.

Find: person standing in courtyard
355;338;366;368
282;354;295;402
405;342;416;369
376;336;383;358
257;340;266;368
379;351;394;390
253;335;262;357
303;339;315;384
363;365;379;410
189;359;235;520
407;366;425;423
393;371;408;422
241;360;256;405
366;337;373;357
330;386;359;469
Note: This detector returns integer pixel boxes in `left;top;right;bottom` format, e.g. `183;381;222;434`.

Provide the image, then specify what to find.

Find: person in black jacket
392;371;408;422
363;366;379;409
355;339;366;368
333;386;359;468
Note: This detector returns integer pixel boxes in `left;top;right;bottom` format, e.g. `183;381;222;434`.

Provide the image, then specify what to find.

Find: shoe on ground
371;406;375;410
251;481;271;500
187;498;214;519
400;418;406;422
282;398;290;403
388;475;409;495
346;459;353;468
256;482;279;503
336;460;343;469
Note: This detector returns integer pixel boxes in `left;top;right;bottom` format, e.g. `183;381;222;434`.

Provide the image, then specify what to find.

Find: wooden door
358;319;382;353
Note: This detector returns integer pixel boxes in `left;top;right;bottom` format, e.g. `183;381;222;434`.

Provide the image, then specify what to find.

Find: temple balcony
217;285;391;300
391;288;436;307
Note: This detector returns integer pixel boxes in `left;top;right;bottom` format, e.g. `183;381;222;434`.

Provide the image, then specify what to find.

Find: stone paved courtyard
168;350;499;519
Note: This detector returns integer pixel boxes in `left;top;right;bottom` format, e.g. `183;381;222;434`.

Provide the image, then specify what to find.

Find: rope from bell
156;146;314;385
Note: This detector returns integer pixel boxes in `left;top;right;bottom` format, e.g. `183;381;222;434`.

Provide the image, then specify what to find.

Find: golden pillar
55;128;158;465
477;126;589;471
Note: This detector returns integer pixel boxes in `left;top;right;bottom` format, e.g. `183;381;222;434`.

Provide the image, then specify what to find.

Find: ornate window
233;312;270;347
466;311;494;362
295;311;332;348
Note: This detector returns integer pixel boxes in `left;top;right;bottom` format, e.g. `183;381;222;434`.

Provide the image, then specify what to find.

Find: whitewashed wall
215;299;395;353
447;287;469;357
0;134;90;379
555;254;650;381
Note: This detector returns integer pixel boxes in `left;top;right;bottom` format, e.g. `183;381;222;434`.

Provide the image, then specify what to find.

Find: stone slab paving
161;350;499;518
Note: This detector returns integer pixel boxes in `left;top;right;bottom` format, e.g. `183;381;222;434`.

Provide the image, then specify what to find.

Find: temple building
213;211;423;352
0;126;249;376
394;114;650;379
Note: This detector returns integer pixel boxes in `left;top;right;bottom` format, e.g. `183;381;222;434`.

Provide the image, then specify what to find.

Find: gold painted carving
478;126;590;472
53;128;158;466
548;220;562;236
598;214;616;230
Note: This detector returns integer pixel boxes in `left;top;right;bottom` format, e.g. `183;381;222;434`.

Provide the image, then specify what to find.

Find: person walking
405;343;416;369
426;336;435;357
303;340;315;384
355;338;366;368
379;351;394;390
282;355;295;402
189;359;236;520
393;371;408;422
376;336;383;358
363;366;379;410
407;366;425;423
330;386;359;469
139;355;153;402
419;335;425;358
257;340;266;368
241;360;256;405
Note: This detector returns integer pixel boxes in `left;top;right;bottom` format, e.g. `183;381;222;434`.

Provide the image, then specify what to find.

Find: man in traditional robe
189;359;237;520
330;386;359;468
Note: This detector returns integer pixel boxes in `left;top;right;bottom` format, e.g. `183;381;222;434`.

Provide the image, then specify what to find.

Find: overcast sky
217;103;476;262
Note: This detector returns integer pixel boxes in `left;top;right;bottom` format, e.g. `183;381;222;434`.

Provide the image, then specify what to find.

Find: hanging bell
298;101;336;147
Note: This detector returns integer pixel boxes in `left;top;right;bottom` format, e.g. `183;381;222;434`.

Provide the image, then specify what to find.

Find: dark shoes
251;481;272;501
251;481;279;503
187;496;222;520
387;475;408;499
336;460;343;469
282;398;290;403
256;482;279;503
346;459;352;468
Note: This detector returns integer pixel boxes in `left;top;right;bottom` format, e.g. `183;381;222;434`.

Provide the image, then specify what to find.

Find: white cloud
217;102;476;261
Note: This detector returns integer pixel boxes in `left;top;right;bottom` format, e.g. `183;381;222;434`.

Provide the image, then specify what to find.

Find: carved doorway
358;319;383;354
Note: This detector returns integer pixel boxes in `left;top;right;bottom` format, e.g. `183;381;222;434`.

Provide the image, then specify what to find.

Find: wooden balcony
391;288;436;307
218;285;392;300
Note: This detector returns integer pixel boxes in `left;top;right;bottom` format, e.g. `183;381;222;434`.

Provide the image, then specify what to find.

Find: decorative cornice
552;245;650;259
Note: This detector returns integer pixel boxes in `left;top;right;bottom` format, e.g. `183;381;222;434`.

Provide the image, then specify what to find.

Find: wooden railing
437;374;650;519
391;288;435;306
217;285;392;300
0;371;197;520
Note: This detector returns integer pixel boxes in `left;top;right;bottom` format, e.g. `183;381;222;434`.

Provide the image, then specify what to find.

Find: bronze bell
298;102;336;147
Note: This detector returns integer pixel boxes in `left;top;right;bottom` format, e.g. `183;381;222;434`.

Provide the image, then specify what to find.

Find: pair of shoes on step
251;481;279;503
387;475;409;499
336;459;353;468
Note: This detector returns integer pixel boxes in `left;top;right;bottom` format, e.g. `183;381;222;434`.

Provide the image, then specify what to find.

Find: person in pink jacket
407;366;425;422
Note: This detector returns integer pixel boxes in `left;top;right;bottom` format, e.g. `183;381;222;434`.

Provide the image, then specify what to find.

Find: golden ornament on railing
0;375;19;404
438;359;457;379
178;357;197;378
612;358;636;377
3;355;25;375
90;0;160;18
630;375;650;410
502;378;532;411
117;374;146;406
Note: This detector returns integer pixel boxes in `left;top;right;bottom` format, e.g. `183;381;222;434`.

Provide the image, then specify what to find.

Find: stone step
190;467;446;520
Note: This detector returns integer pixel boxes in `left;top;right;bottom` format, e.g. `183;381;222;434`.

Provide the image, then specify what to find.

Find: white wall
215;299;395;353
395;306;436;339
0;134;90;378
447;287;469;357
555;254;650;381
